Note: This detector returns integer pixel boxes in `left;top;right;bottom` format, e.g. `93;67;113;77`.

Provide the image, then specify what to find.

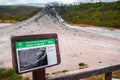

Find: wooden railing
47;64;120;80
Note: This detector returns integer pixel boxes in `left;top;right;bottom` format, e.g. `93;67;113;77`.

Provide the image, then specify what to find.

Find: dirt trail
0;6;120;78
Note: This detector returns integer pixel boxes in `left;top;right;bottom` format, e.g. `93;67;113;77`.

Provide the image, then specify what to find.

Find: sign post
11;33;60;79
32;68;46;80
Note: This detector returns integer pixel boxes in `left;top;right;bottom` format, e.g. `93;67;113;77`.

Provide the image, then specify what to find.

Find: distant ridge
0;2;61;7
23;3;45;7
0;3;45;7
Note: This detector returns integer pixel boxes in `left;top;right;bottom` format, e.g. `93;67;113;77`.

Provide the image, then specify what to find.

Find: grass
61;69;69;73
112;70;120;78
79;62;88;69
85;74;104;80
0;68;29;80
51;69;69;75
0;20;17;23
85;70;120;80
52;71;61;75
79;63;86;66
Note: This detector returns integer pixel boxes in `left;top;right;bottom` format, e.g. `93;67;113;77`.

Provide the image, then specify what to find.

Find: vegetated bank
0;6;42;23
56;1;120;28
0;68;29;80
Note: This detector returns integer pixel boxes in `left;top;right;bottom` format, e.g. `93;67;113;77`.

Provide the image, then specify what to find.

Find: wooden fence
47;64;120;80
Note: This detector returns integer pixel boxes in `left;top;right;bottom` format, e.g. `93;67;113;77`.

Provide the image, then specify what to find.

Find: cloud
34;0;77;3
0;0;115;5
0;0;15;5
0;0;79;5
0;0;28;5
56;0;76;4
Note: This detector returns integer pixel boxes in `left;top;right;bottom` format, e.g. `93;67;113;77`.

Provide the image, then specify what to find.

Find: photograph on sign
17;47;48;71
15;38;58;73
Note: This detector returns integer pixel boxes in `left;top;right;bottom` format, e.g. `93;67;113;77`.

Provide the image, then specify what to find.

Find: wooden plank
105;72;112;80
47;64;120;80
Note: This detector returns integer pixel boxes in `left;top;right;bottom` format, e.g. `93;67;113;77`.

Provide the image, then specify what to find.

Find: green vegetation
56;1;120;28
51;69;69;75
1;2;120;28
79;62;86;66
86;74;104;80
112;70;120;78
85;70;120;80
79;62;88;69
61;69;69;73
0;68;29;80
52;71;61;75
0;6;42;23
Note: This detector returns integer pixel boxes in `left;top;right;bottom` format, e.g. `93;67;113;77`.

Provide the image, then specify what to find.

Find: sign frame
11;33;60;74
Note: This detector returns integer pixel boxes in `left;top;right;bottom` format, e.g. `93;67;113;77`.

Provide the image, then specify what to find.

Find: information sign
11;33;60;73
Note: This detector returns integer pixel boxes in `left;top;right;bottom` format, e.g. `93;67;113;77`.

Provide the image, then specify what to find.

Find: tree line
0;6;42;23
56;1;120;28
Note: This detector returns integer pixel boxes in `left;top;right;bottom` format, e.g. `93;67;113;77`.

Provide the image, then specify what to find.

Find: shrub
79;62;88;69
61;69;69;73
0;68;29;80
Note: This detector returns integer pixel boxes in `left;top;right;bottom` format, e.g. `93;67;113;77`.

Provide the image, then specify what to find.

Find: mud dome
0;6;120;77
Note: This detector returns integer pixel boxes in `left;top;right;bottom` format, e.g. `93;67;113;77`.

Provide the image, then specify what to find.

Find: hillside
0;6;42;23
56;1;120;28
0;2;120;28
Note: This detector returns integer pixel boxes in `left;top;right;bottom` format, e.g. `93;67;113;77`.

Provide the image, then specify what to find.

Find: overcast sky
0;0;116;5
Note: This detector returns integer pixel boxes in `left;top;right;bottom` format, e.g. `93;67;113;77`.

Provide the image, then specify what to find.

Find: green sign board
11;33;60;73
16;39;55;49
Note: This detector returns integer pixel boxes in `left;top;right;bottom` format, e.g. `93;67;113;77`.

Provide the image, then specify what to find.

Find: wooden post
105;72;112;80
32;68;46;80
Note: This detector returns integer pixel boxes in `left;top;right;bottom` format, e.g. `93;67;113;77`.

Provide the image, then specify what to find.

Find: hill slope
56;1;120;28
0;6;42;22
0;2;120;28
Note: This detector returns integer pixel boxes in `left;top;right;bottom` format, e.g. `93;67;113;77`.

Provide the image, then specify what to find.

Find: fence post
105;72;112;80
32;68;46;80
